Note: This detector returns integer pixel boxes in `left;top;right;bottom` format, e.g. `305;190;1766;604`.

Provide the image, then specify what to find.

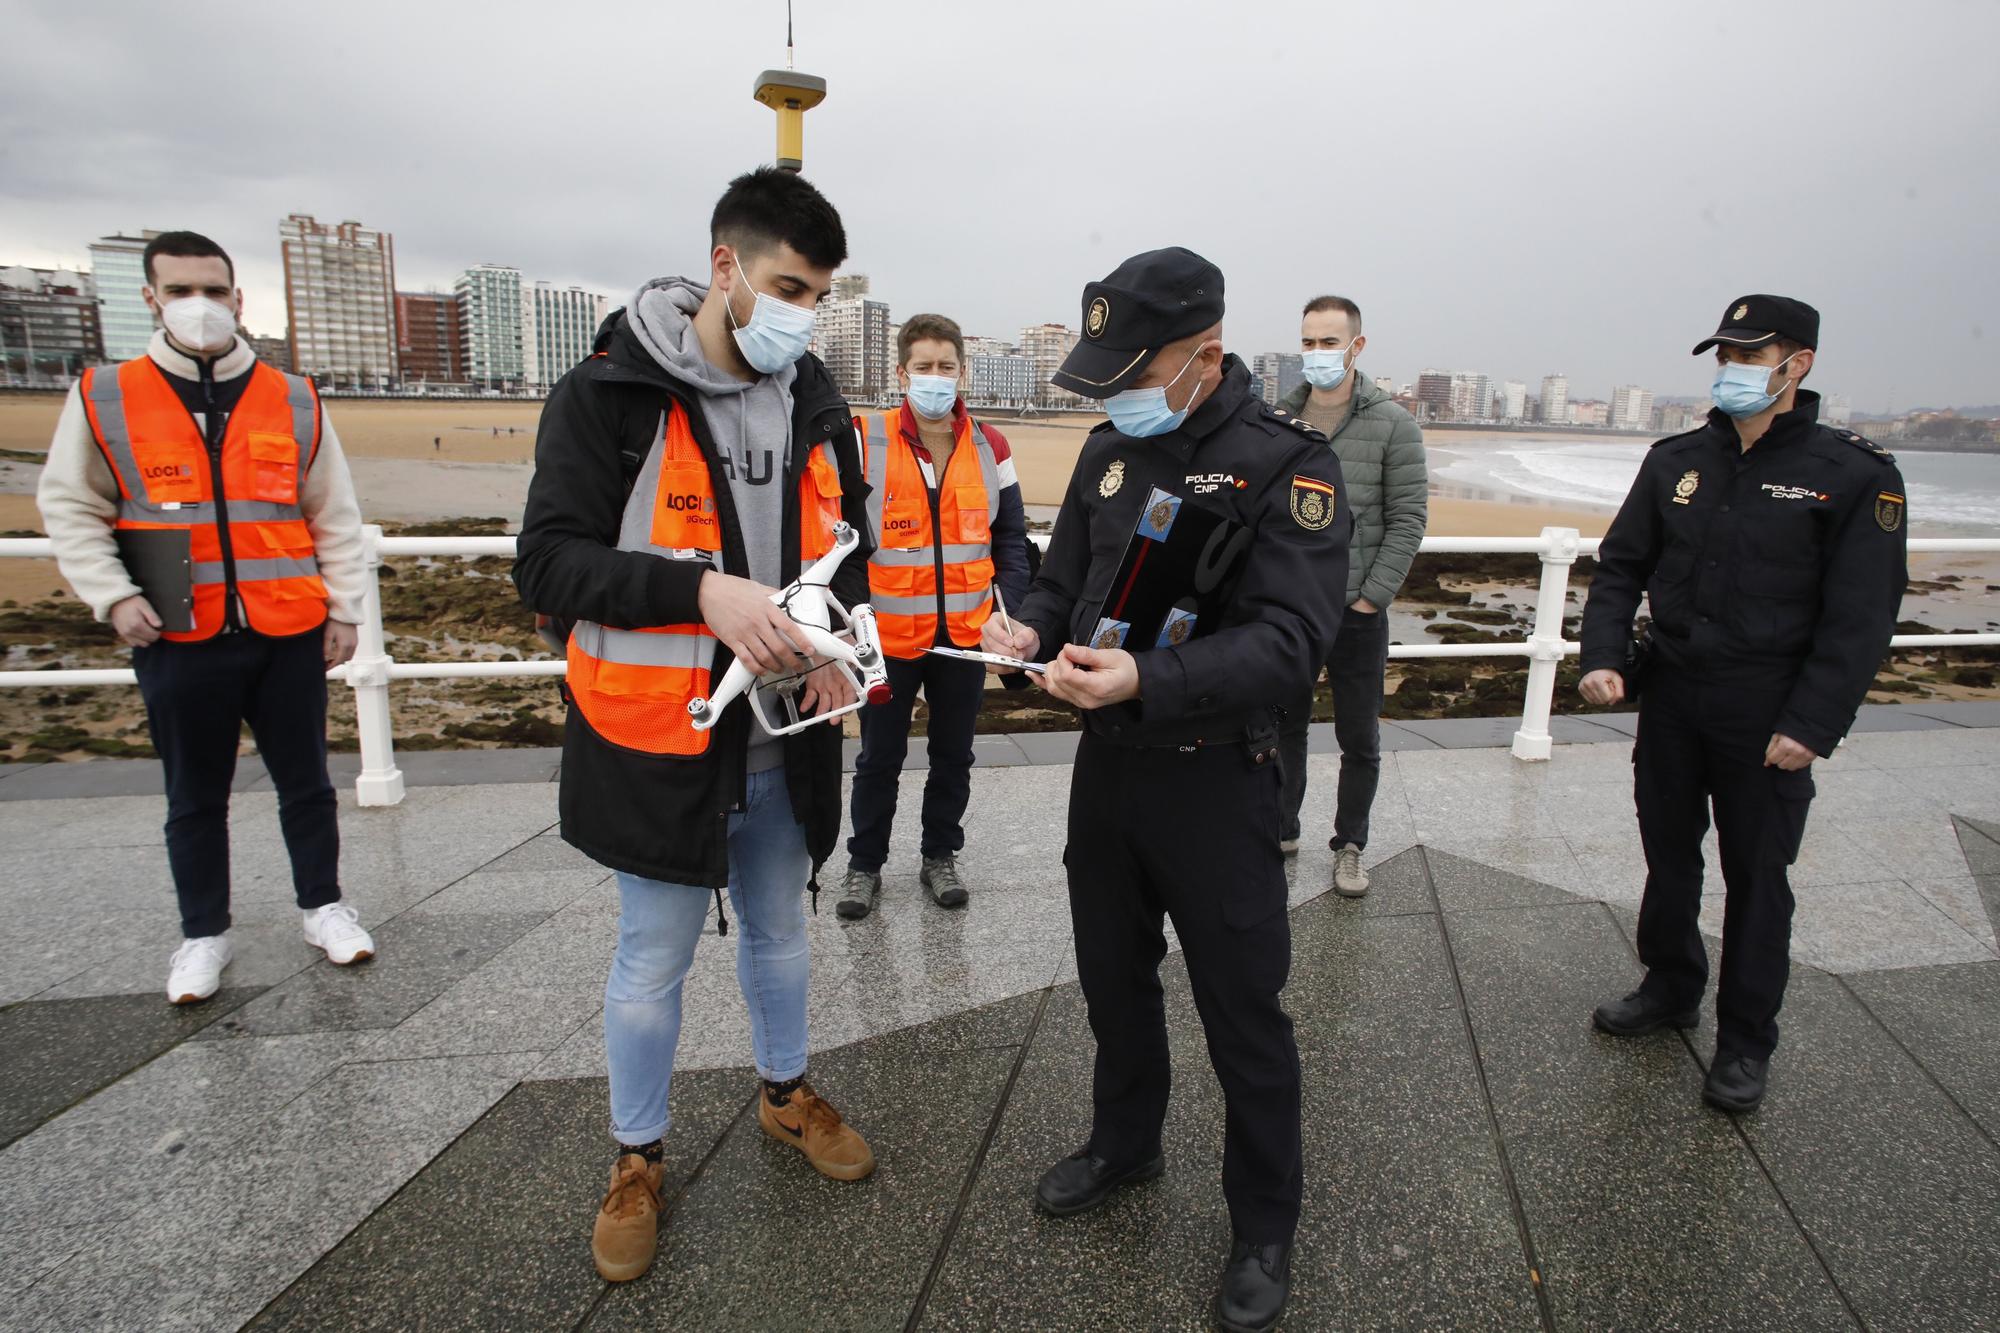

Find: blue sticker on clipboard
1154;607;1198;648
1135;488;1181;542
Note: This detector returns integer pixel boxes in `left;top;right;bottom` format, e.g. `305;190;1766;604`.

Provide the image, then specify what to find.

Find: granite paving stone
1505;1121;1856;1332
196;912;550;1039
399;867;612;917
1955;813;2000;874
247;1049;539;1154
358;909;622;1061
1846;707;1958;733
6;1140;438;1333
1844;960;2000;1143
244;1073;749;1333
0;987;261;1148
1905;699;2000;727
1786;882;1995;972
915;982;1236;1331
476;830;601;874
588;1029;1020;1330
1739;972;2000;1330
1425;844;1589;910
1445;899;1711;1137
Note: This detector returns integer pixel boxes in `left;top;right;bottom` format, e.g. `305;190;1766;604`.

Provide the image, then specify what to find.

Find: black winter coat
513;313;872;888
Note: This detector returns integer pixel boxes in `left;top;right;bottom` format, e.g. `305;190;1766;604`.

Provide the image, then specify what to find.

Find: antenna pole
787;0;795;69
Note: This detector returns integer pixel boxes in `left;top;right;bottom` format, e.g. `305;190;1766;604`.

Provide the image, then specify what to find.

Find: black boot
1214;1237;1291;1332
1703;1052;1770;1113
1033;1146;1165;1217
1592;988;1699;1037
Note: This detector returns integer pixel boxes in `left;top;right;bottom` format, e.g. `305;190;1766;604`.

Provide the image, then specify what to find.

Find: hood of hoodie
625;276;799;399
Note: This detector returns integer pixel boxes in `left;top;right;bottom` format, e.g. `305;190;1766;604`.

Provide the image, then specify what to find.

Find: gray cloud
3;0;1995;410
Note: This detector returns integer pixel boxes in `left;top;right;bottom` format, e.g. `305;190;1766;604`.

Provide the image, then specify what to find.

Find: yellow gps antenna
753;1;826;173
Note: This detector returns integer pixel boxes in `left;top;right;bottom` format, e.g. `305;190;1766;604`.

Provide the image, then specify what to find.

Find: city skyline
3;1;1994;413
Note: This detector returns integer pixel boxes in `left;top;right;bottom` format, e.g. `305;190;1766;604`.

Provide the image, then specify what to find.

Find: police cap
1692;294;1820;355
1052;247;1225;399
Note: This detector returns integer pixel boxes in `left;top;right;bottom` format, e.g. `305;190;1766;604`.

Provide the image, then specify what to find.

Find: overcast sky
4;0;1995;410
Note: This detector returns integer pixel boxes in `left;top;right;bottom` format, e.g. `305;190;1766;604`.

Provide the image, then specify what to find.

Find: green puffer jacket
1280;376;1428;608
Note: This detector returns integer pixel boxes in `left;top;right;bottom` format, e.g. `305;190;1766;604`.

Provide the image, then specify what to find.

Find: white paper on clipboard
923;646;1047;675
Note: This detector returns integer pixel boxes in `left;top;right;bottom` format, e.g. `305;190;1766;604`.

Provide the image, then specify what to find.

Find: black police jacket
1017;356;1352;746
1580;392;1908;756
512;312;872;889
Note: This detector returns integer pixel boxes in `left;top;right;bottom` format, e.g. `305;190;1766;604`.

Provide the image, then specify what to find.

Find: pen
993;584;1018;642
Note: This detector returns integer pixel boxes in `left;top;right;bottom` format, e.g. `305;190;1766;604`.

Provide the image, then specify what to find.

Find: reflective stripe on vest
564;400;843;757
81;357;326;642
860;408;1000;658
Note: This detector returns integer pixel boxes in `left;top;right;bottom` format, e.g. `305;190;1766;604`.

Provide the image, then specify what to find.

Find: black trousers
1632;669;1813;1059
1065;733;1302;1243
846;650;988;871
132;628;341;939
1277;608;1388;848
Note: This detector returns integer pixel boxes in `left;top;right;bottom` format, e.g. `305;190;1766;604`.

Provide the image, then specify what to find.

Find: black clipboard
1085;486;1250;652
115;529;195;632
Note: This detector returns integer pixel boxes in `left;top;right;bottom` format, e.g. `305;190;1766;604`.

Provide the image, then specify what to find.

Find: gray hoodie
627;276;798;773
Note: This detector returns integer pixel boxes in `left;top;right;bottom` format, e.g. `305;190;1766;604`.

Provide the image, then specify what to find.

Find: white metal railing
2;526;1997;799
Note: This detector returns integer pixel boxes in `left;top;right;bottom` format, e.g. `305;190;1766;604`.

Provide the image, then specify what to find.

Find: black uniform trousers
1632;667;1814;1059
132;628;341;939
847;650;987;871
1065;732;1302;1244
1276;607;1390;849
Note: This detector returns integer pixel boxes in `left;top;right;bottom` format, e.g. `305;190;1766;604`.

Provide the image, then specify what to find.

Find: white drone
686;522;892;737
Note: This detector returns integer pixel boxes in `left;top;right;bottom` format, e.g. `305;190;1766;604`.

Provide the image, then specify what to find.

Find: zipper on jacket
197;358;244;631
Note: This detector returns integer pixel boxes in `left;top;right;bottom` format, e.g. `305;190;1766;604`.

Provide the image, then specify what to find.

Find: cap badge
1733;302;1750;321
1673;469;1700;505
1290;475;1336;531
1099;458;1126;498
1086;296;1109;339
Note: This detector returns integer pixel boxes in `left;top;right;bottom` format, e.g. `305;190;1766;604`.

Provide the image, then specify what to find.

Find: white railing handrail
2;527;1996;797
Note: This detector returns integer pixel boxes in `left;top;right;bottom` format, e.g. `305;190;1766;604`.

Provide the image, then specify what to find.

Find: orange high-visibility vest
80;357;327;641
566;399;844;756
860;409;1000;659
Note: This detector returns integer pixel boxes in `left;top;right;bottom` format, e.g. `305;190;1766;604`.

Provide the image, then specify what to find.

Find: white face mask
161;296;238;354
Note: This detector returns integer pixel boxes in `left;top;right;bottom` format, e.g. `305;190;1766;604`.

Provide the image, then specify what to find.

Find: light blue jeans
605;768;812;1146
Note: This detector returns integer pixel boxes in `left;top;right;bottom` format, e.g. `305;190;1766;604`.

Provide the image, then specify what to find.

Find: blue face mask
1300;348;1350;391
1711;352;1800;419
724;253;818;374
1105;345;1211;438
905;373;958;420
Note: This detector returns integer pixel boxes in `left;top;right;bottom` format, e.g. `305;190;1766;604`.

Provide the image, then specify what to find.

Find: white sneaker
1333;844;1370;898
167;934;234;1005
303;901;376;965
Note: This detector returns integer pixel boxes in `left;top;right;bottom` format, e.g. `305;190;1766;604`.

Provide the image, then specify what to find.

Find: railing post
1511;525;1581;762
348;524;406;806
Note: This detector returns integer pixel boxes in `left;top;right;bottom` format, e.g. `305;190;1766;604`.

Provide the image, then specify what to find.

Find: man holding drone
514;167;879;1284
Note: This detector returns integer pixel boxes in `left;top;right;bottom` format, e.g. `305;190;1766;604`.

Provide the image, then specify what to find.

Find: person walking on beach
1579;295;1907;1113
513;168;879;1284
35;230;377;1005
836;313;1030;919
1272;295;1427;895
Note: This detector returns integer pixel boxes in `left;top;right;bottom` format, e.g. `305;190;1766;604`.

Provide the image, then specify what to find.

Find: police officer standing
982;249;1349;1332
1579;295;1907;1113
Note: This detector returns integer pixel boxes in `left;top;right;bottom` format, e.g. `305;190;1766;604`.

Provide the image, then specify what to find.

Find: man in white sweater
36;231;378;1003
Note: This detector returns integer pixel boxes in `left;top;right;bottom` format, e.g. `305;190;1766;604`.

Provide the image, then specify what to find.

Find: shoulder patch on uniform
1290;475;1336;531
1834;428;1895;464
1874;490;1905;532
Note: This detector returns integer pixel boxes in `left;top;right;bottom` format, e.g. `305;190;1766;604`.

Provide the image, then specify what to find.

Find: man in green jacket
1276;295;1428;896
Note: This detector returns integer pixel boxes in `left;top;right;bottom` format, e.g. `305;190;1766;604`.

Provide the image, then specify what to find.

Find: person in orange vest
835;314;1030;918
513;169;879;1284
35;231;376;1006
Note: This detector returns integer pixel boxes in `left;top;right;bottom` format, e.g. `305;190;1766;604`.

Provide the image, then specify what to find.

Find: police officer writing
982;249;1349;1333
1578;295;1907;1113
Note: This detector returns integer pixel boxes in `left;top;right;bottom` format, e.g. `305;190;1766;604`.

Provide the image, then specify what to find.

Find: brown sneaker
591;1153;665;1282
758;1080;876;1181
